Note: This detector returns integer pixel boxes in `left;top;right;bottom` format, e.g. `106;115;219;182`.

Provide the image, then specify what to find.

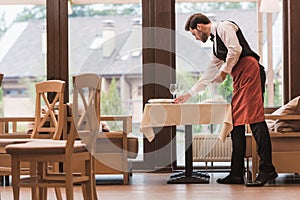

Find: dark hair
185;13;211;31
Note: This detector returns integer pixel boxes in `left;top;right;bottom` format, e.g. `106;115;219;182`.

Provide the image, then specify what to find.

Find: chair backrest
31;80;65;140
73;74;102;123
72;73;101;154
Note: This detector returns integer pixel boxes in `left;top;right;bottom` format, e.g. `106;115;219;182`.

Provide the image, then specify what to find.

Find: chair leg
54;188;63;200
65;162;74;200
38;187;47;200
93;175;98;200
84;181;94;200
31;187;38;200
85;174;98;200
66;184;74;200
83;158;94;200
28;162;38;200
92;159;98;200
123;172;129;184
11;156;20;200
82;184;87;200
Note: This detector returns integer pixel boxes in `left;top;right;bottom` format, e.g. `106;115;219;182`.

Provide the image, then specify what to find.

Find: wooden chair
0;117;35;136
0;73;33;139
5;79;97;200
95;115;137;184
0;80;66;187
73;73;138;184
0;117;35;185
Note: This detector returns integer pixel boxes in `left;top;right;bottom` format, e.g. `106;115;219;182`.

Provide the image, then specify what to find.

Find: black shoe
246;172;278;187
217;175;244;185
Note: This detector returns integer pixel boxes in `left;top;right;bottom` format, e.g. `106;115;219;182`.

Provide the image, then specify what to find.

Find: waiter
175;13;277;187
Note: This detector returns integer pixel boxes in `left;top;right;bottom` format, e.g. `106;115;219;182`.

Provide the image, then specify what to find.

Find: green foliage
218;2;242;9
176;71;202;103
264;80;283;107
274;79;282;106
7;2;254;23
101;78;125;130
101;78;124;115
15;6;46;22
0;12;7;38
69;4;140;17
0;87;2;101
263;86;269;107
176;2;256;13
219;75;233;102
176;71;233;104
18;76;45;102
176;71;234;133
69;5;95;17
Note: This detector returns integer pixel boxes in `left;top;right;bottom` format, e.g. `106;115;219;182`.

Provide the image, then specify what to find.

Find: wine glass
169;83;178;99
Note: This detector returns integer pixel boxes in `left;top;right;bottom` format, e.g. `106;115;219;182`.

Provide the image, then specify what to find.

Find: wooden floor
1;172;300;200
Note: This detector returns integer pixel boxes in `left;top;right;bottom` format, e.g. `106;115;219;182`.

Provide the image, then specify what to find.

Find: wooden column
284;0;300;102
47;0;69;102
140;0;176;171
283;0;289;104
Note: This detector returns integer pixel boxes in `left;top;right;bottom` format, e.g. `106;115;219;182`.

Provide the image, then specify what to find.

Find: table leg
167;125;209;184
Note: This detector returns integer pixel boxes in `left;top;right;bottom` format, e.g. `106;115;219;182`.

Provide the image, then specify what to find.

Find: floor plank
1;172;300;200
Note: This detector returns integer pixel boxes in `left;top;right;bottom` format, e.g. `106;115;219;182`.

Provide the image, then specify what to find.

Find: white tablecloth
140;103;233;142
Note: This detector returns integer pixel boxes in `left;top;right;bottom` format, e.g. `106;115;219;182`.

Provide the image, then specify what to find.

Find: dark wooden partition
47;0;69;102
140;0;176;171
283;0;300;102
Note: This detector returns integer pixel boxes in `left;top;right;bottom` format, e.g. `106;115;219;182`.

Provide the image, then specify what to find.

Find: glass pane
68;3;143;160
0;4;46;124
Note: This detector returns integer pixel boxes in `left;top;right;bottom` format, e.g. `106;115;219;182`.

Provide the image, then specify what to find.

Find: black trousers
230;121;276;177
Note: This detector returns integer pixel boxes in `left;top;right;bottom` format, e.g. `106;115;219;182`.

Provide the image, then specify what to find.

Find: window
0;3;46;117
68;2;143;160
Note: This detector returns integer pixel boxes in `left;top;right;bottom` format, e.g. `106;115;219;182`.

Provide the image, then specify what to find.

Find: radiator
193;134;232;162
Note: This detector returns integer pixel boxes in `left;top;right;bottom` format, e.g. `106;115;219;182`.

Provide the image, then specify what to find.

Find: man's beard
201;33;209;43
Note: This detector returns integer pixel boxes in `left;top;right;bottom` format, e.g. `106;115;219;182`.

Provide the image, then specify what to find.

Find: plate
148;98;175;104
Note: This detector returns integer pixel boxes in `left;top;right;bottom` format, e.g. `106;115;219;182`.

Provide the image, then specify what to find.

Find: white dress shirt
188;21;242;96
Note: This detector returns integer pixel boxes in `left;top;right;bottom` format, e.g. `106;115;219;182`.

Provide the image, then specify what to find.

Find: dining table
140;102;233;184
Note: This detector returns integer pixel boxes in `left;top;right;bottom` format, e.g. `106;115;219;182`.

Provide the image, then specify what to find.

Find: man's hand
174;93;191;104
211;71;227;83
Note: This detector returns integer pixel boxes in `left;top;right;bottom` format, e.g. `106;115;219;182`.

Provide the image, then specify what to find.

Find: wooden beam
47;0;69;102
283;0;289;104
141;0;176;172
285;0;300;100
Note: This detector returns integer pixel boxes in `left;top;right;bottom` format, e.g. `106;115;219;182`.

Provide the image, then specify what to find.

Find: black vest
213;21;260;62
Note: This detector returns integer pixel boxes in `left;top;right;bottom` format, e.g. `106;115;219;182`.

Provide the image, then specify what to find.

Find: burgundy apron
230;56;265;126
